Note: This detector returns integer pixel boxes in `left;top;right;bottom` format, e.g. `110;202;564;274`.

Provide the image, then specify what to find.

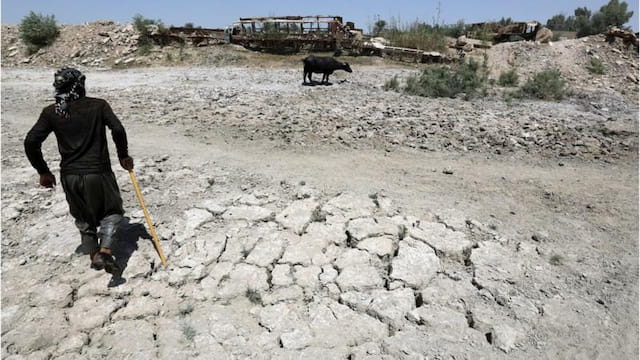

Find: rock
346;217;399;242
308;300;387;348
420;274;477;311
112;297;161;320
53;333;88;356
492;323;523;353
28;283;74;308
178;208;214;241
67;296;124;331
222;205;275;222
93;320;156;359
216;263;269;299
271;264;294;286
442;166;454;174
293;264;321;289
279;232;327;266
195;199;227;215
407;304;468;341
245;232;286;267
535;27;553;43
470;241;524;298
1;307;69;355
275;198;320;235
342;288;415;328
390;238;440;288
280;326;314;349
319;264;338;284
335;265;384;291
322;192;378;219
408;222;472;263
356;235;395;256
532;231;550;242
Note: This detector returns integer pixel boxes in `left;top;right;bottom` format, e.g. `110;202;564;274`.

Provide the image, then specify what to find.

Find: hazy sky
2;0;638;32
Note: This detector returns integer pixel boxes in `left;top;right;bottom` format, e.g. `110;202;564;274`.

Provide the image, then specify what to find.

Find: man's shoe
91;252;105;270
102;253;122;278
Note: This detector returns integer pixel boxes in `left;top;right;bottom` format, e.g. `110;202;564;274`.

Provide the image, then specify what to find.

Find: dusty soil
1;24;639;359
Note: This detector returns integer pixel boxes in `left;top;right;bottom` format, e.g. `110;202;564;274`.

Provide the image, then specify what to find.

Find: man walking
24;67;134;277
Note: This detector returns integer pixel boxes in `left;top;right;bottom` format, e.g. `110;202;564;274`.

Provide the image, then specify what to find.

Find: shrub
381;18;448;53
19;11;59;53
383;75;400;91
519;68;567;101
133;14;169;51
498;69;519;86
586;57;606;74
403;57;488;99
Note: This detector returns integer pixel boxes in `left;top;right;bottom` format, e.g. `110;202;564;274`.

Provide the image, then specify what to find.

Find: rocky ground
1;22;639;360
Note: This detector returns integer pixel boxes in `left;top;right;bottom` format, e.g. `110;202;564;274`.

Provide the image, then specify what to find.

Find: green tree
19;11;60;53
575;1;633;37
373;19;387;36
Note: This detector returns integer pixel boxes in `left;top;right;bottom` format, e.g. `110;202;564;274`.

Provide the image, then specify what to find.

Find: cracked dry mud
1;64;638;360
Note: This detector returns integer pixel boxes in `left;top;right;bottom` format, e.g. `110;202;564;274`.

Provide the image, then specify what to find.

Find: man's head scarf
53;67;86;118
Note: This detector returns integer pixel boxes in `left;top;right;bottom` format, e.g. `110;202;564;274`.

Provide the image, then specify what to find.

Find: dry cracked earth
1;63;638;360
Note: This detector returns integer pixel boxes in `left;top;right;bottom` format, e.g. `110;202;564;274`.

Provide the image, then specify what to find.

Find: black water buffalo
302;56;352;85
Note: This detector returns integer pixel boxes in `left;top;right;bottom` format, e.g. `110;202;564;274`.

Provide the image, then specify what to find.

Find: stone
53;333;88;356
420;274;477;311
434;209;468;231
408;222;472;263
216;263;269;299
322;192;378;219
195;199;227;215
27;283;74;308
308;300;387;348
155;318;194;359
261;285;305;304
293;265;321;289
255;302;305;333
368;288;415;327
67;296;124;331
31;223;80;260
177;208;214;241
407;304;468;341
346;217;399;242
532;231;550;242
341;288;415;328
271;264;294;286
200;261;234;294
305;222;346;247
357;235;395;256
335;265;384;291
470;241;524;298
245;232;286;267
280;326;314;349
1;307;69;355
279;233;326;266
112;296;161;320
319;264;338;284
275;198;320;235
93;320;156;360
492;323;523;353
390;238;440;288
222;205;274;222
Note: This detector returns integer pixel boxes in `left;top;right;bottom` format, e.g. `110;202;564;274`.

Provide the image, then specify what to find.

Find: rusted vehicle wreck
224;15;363;53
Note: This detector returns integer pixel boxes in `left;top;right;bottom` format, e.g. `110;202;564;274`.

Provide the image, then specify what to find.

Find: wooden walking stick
128;169;168;267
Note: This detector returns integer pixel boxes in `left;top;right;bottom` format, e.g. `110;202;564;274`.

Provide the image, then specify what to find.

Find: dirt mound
485;34;639;97
2;21;139;68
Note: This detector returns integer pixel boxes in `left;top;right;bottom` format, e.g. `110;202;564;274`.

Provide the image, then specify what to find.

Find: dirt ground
1;39;639;359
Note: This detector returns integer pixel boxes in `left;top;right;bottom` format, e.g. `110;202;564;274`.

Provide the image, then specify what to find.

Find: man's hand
39;173;56;188
120;156;134;171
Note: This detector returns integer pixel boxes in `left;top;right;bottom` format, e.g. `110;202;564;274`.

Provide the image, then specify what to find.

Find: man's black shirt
25;97;128;175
